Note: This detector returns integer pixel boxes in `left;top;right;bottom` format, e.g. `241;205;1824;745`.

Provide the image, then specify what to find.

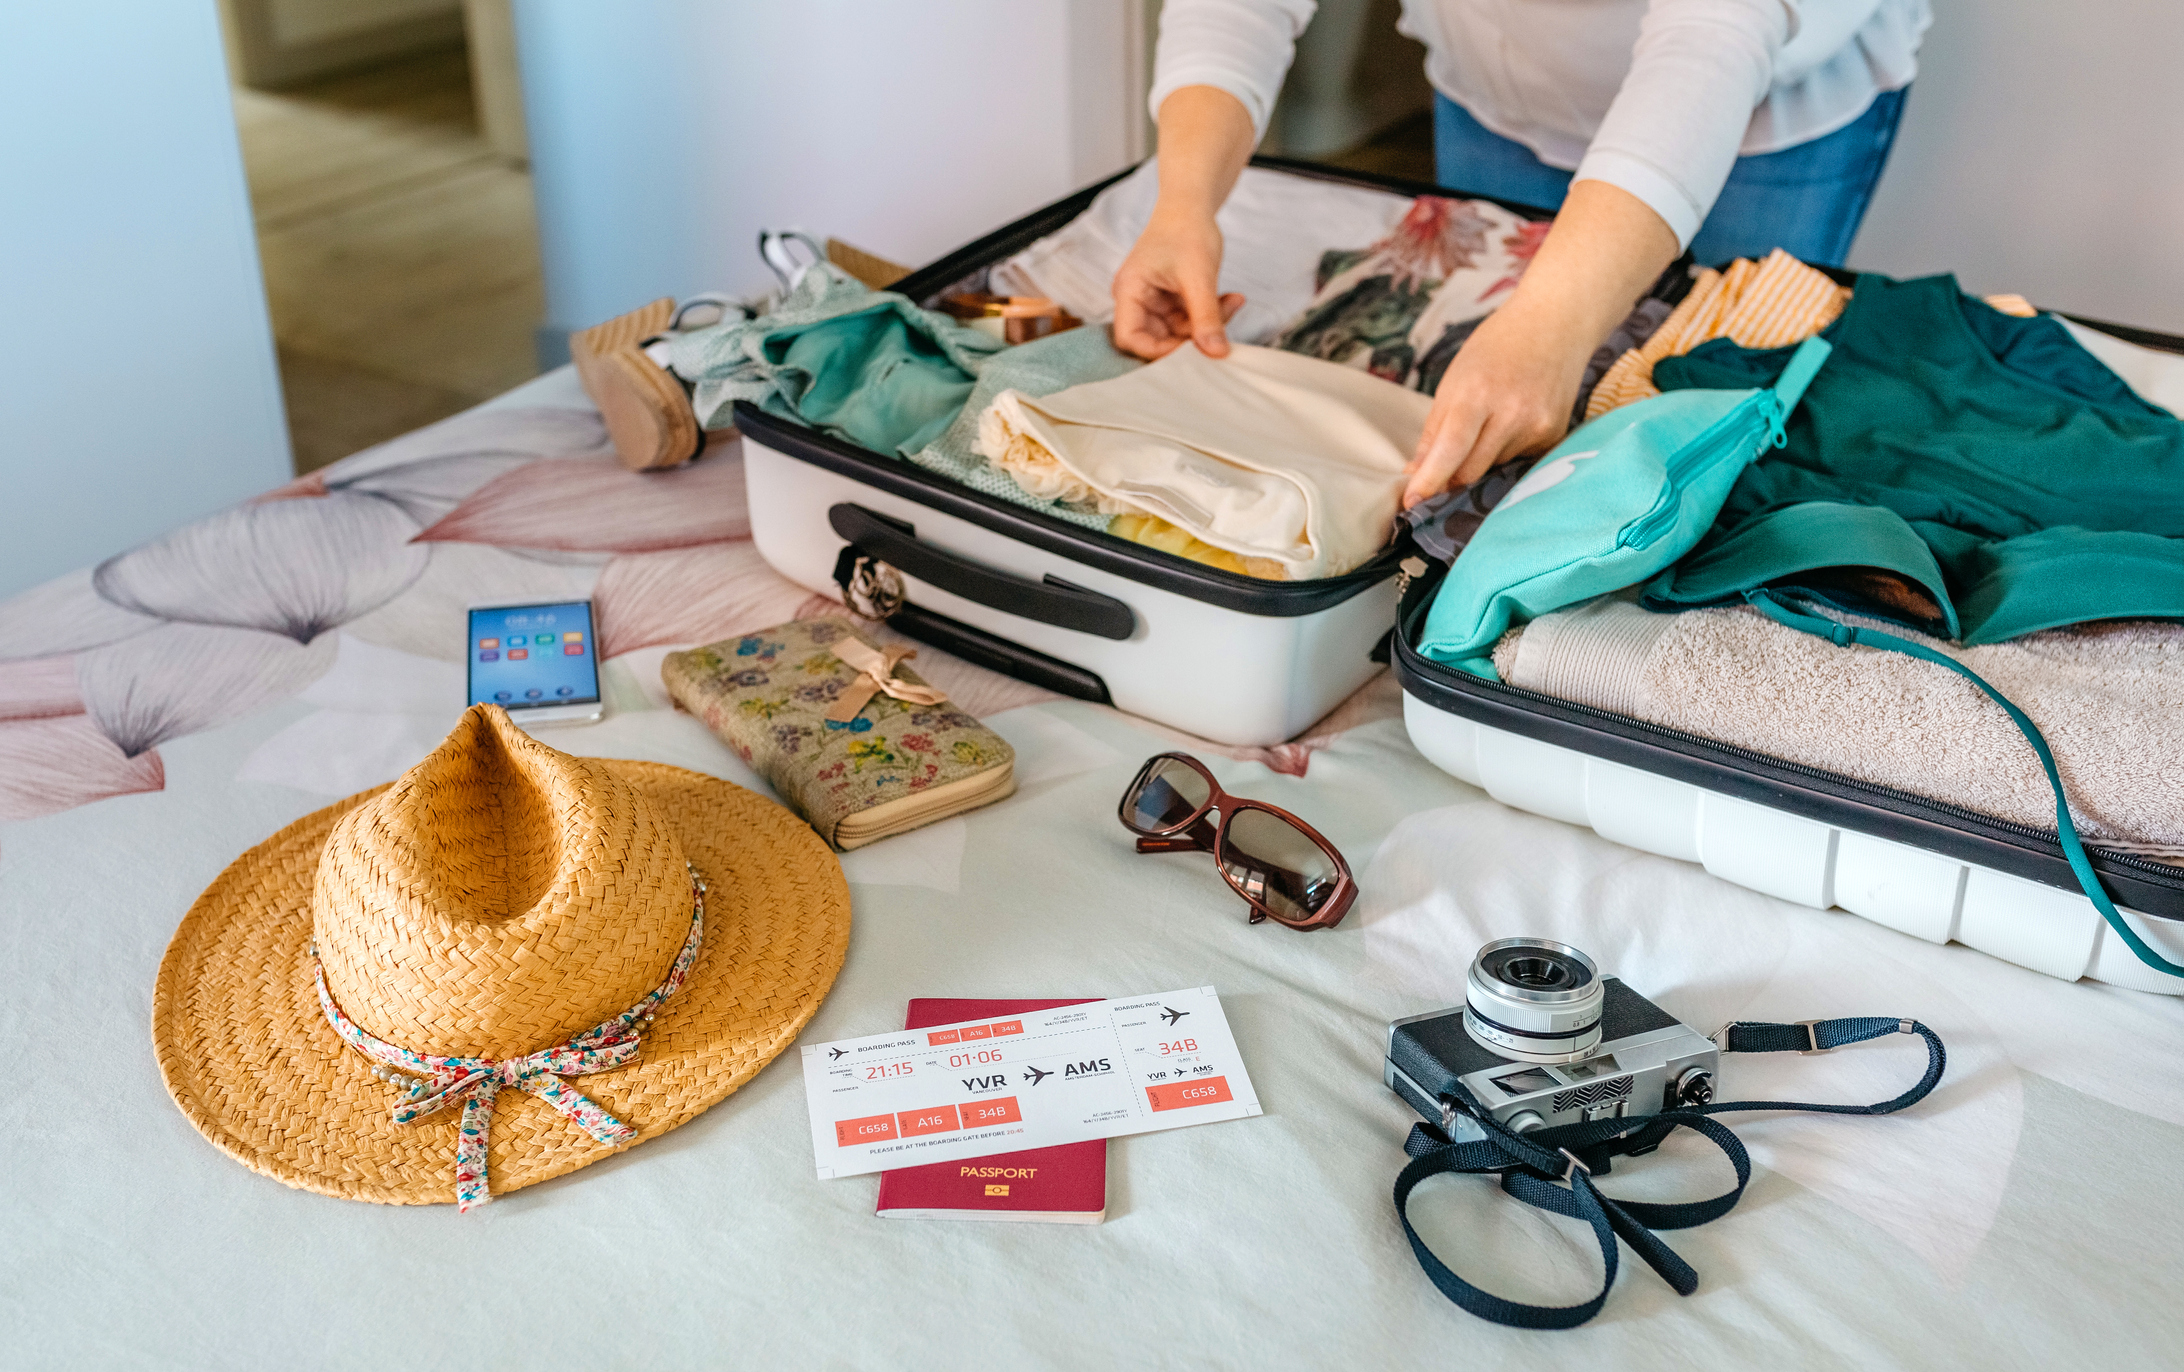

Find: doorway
219;0;544;474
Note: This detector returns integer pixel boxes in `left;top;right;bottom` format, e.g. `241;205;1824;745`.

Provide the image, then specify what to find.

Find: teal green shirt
1645;273;2184;642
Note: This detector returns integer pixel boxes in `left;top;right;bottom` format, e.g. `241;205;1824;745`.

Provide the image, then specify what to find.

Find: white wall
0;0;293;600
1849;0;2184;334
514;0;1145;347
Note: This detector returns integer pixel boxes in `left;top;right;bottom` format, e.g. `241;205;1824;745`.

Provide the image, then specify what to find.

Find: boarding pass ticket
801;987;1259;1178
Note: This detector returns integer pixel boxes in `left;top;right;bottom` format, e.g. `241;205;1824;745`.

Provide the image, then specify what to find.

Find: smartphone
466;600;604;725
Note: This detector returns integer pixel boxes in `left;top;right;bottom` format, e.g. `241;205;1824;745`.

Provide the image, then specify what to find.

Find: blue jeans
1433;89;1909;267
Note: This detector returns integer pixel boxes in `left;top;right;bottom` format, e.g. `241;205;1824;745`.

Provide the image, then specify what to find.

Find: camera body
1385;940;1717;1143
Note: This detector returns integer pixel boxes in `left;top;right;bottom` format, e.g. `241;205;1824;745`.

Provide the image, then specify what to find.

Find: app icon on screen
556;686;574;696
509;648;528;660
564;644;583;655
479;638;498;649
525;688;543;699
563;631;582;642
536;634;555;645
494;691;512;702
479;650;499;662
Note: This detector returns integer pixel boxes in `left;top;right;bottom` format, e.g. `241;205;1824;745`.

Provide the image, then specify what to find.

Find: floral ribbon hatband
824;636;949;724
312;866;707;1212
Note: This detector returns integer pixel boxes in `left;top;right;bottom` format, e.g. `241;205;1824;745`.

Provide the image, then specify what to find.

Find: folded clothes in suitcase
1394;286;2184;993
737;158;1667;747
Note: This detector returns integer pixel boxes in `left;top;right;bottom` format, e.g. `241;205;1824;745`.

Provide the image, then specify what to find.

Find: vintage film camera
1385;939;1718;1142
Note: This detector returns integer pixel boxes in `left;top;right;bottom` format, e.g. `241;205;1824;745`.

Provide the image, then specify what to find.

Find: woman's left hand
1402;293;1592;508
1401;178;1682;510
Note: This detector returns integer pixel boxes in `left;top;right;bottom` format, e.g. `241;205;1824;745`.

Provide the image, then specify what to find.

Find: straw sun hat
153;704;850;1210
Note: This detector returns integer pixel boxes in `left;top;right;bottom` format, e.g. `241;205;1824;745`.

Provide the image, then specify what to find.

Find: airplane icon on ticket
1161;1007;1189;1026
1024;1065;1053;1086
829;1047;847;1061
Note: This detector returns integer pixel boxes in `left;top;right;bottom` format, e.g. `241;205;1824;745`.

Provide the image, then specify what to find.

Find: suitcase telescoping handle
826;503;1137;641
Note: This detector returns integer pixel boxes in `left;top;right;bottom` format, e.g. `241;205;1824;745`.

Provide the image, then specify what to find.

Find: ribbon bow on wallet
825;636;950;724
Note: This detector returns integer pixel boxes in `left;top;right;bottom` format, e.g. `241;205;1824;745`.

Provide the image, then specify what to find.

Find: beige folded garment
1494;597;2184;857
975;342;1428;580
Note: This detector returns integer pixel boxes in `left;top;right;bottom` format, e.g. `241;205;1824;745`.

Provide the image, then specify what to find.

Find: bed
3;368;2178;1369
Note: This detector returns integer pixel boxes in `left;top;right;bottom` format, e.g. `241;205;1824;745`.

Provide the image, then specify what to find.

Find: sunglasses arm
1133;835;1209;855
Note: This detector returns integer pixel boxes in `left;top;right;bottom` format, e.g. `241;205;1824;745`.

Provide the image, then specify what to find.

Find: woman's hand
1402;178;1682;509
1112;210;1245;360
1111;85;1258;361
1402;295;1591;507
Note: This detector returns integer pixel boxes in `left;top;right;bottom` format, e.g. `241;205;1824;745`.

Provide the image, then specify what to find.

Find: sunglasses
1116;753;1356;930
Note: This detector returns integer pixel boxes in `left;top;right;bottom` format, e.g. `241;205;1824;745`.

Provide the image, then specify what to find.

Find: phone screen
467;601;600;711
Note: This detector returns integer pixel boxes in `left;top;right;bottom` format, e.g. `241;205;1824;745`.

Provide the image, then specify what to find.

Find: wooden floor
234;48;543;474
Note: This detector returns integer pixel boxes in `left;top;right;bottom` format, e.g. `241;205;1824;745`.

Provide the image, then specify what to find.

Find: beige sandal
573;236;908;471
570;297;705;471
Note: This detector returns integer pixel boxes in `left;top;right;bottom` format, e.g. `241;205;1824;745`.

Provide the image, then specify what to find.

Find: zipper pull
1761;394;1789;449
1396;556;1429;597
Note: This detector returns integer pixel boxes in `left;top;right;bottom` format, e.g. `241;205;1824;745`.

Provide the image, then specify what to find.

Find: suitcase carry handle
828;503;1136;640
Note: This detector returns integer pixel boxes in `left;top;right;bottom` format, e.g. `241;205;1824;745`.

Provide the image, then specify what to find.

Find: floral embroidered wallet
661;619;1016;850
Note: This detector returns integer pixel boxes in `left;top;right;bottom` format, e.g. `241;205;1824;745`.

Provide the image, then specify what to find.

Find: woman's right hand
1111;207;1245;360
1111;85;1258;361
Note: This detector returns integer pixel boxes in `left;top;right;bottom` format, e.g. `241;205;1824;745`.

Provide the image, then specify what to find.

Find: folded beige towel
1494;597;2184;856
976;342;1427;580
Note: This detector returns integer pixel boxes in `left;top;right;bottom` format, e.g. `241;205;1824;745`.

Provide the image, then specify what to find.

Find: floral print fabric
661;619;1015;850
1273;196;1548;394
313;868;707;1212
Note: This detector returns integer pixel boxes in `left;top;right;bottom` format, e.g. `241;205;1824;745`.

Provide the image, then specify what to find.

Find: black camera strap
1393;1015;1946;1330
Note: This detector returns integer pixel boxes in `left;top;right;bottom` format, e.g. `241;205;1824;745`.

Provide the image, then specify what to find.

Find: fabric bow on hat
312;868;707;1212
824;636;950;724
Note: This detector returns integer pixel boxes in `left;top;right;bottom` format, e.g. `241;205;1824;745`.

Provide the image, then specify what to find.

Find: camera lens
1463;938;1606;1064
1501;956;1573;990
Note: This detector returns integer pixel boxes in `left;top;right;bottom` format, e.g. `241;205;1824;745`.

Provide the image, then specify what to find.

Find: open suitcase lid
734;156;1665;619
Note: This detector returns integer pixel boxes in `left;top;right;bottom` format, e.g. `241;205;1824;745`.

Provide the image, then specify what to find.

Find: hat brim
152;761;851;1205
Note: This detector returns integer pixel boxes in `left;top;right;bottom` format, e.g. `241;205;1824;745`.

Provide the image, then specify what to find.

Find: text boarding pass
801;987;1259;1178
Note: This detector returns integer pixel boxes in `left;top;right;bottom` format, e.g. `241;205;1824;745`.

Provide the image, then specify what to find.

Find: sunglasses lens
1126;757;1211;832
1218;809;1342;923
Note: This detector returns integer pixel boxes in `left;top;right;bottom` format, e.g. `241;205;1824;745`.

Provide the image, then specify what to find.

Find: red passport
875;999;1108;1224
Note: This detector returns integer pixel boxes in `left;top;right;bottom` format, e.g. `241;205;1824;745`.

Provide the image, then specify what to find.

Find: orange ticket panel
834;1113;897;1148
990;1020;1024;1037
926;1029;961;1045
897;1104;963;1138
958;1024;993;1041
1146;1076;1234;1112
959;1096;1023;1129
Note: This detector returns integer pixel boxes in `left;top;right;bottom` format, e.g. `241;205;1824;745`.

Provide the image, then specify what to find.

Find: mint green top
1644;273;2184;643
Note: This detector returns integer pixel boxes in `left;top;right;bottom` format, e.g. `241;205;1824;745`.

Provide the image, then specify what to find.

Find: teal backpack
1416;333;1832;676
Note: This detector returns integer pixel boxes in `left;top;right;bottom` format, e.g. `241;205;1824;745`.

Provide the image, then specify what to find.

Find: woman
1113;0;1927;508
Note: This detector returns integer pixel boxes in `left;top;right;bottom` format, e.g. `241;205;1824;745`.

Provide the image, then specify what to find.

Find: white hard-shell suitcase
738;158;1556;747
1389;472;2184;996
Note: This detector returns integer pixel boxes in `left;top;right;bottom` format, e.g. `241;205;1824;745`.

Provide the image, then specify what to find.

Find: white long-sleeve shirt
1150;0;1930;247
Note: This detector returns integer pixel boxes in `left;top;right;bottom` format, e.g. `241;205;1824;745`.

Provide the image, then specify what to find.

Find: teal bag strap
1746;591;2184;978
1767;334;1832;413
